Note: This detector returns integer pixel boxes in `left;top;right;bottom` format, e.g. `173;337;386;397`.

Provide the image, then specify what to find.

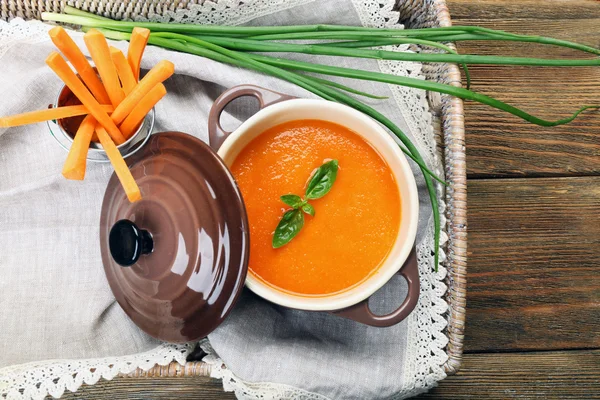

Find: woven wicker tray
1;0;467;379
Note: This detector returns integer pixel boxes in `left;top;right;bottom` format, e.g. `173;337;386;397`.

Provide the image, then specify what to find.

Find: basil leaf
305;159;339;200
272;209;304;248
280;194;303;209
301;203;315;217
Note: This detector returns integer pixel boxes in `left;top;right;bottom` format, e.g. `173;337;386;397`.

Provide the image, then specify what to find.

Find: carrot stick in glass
48;26;111;105
46;51;126;144
120;84;166;138
111;60;174;125
84;29;126;107
95;123;141;202
0;104;112;128
127;27;150;81
110;46;137;95
62;114;96;180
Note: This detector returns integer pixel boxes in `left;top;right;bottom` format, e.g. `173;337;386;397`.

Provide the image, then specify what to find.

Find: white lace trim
0;343;192;400
136;0;316;25
0;1;450;398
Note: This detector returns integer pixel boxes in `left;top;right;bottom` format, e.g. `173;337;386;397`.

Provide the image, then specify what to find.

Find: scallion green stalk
245;30;600;55
422;32;600;55
42;12;467;36
186;34;472;89
149;32;600;67
127;29;600;127
46;10;600;56
245;27;517;40
63;5;112;20
244;53;600;127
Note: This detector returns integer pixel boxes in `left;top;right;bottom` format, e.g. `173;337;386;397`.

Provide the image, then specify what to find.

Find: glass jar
47;84;155;162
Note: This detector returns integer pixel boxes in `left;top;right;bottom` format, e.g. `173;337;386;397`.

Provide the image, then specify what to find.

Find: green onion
244;30;600;56
43;12;467;36
144;32;600;126
51;9;600;56
150;32;600;67
54;9;596;53
298;32;600;57
422;33;600;56
185;34;472;89
245;53;600;127
63;5;112;21
245;27;521;40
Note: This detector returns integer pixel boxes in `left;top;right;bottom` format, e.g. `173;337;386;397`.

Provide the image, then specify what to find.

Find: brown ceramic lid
100;131;249;343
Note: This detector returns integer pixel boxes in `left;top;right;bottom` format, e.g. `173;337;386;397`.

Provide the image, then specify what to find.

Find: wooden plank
60;376;236;400
417;350;600;399
446;0;600;178
60;351;600;399
466;176;600;352
449;0;600;22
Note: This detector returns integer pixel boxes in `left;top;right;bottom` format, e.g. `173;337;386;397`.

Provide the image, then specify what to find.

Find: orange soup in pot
231;119;400;296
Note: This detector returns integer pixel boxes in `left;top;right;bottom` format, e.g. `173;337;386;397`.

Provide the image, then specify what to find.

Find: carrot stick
0;104;112;128
84;29;126;107
62;114;95;180
46;52;126;145
95;123;141;202
48;26;111;105
120;84;166;138
110;46;137;95
127;27;150;81
111;60;174;125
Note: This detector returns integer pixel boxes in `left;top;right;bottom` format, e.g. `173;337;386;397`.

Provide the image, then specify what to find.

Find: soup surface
231;119;400;296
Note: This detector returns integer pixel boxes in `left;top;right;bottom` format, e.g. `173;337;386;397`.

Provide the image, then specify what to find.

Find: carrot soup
231;119;401;296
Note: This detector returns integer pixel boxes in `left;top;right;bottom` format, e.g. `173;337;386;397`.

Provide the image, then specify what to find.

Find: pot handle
208;85;295;151
332;247;420;327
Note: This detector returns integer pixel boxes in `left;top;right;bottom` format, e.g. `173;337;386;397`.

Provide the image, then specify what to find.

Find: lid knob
109;220;154;267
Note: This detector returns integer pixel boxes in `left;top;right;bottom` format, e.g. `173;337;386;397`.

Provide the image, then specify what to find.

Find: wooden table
64;0;600;398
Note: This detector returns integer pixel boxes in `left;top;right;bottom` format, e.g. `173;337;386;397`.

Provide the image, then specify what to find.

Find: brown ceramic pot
209;85;421;328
